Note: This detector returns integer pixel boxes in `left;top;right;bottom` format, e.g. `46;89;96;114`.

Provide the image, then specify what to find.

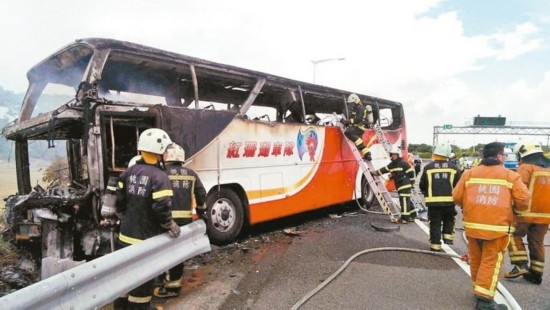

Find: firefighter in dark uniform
115;128;180;310
375;146;417;223
154;143;207;298
419;143;460;251
340;93;374;161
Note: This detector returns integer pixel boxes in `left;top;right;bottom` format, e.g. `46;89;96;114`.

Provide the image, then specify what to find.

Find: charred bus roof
4;37;403;142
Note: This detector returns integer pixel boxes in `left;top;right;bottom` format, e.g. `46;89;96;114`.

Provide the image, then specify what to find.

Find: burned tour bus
2;38;407;278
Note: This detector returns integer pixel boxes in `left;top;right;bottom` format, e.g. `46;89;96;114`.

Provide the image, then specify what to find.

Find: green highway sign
443;124;452;129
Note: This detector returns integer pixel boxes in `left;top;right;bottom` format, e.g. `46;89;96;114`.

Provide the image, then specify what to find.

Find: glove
364;152;372;161
371;170;380;176
340;119;350;126
196;204;209;222
162;220;181;238
196;204;207;216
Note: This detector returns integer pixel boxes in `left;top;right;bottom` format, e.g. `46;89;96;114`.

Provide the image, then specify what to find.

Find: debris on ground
283;228;305;236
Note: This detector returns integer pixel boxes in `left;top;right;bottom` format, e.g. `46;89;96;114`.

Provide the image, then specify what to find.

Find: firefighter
504;141;550;284
413;154;422;177
448;152;458;167
340;93;374;161
154;143;207;298
419;143;460;252
375;146;416;223
115;128;180;310
453;142;530;310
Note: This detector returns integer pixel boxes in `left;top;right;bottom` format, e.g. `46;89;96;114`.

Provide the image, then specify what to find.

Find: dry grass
0;160;48;231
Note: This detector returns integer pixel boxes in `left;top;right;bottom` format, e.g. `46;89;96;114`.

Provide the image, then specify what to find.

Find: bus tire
205;188;244;245
360;178;375;210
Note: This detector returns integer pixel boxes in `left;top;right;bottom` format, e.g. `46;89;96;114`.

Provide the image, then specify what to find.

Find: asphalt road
153;201;550;310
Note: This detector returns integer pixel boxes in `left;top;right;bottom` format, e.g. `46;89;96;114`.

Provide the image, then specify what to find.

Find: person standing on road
458;154;467;171
375;146;417;223
449;152;458;167
413;153;422;177
340;93;374;161
115;128;181;310
154;142;207;298
419;143;460;252
504;141;550;285
453;142;530;310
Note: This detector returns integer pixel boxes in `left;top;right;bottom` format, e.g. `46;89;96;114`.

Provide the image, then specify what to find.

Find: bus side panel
248;127;358;224
185;120;360;225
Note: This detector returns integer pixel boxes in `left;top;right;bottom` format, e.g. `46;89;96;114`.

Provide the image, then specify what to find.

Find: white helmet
128;155;141;167
450;152;456;158
164;143;186;162
137;128;172;155
389;145;401;156
347;93;361;104
433;144;451;157
514;141;543;158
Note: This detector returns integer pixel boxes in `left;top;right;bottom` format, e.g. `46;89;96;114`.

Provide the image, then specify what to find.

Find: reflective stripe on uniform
463;222;514;233
165;278;182;288
531;260;544;273
152;189;173;200
128;295;152;303
426;168;457;201
119;233;143;245
168;175;195;181
465;178;513;189
425;196;454;203
107;185;117;191
397;184;412;191
430;243;442;251
172;210;193;218
474;249;505;298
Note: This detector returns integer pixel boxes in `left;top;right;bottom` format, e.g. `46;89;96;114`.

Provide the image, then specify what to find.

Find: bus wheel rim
211;198;235;232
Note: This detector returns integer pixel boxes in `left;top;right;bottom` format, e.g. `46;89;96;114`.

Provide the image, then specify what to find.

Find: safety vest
452;164;530;240
420;160;459;207
516;164;550;224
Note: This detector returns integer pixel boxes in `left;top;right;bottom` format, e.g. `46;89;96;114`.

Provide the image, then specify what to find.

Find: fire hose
290;247;520;310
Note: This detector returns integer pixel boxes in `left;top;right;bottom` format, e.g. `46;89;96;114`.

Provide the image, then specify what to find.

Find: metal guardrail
0;220;211;310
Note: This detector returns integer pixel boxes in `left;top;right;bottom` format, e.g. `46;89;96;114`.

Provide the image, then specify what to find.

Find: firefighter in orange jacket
452;142;530;310
504;141;550;285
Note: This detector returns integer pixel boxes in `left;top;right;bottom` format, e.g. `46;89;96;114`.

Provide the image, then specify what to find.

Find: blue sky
1;0;549;147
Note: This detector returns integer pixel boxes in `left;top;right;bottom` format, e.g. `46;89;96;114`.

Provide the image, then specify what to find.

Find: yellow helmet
347;93;361;105
514;141;543;158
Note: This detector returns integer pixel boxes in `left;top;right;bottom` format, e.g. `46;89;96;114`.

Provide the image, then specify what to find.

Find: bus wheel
206;188;244;245
359;178;375;211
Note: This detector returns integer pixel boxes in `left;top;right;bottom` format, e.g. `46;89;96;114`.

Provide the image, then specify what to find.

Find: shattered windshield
26;44;93;118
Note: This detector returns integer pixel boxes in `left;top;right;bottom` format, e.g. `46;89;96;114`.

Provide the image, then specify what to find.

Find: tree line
409;143;550;159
